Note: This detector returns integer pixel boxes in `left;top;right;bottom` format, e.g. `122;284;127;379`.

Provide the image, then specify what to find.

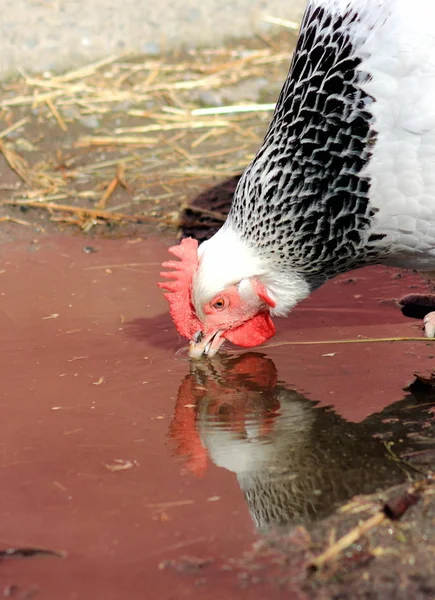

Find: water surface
1;234;434;599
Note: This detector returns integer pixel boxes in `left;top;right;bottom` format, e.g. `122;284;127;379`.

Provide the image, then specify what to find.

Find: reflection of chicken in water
169;354;408;532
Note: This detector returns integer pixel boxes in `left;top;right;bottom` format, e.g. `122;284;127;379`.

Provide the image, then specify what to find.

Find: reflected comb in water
169;353;435;533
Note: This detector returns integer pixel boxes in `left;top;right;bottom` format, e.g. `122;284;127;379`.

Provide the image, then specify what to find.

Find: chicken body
161;0;435;357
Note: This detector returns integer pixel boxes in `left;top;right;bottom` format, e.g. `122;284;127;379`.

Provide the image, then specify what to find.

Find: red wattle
223;312;276;347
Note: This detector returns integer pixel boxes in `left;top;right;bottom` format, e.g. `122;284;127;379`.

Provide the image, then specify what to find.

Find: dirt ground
1;35;435;600
0;34;297;243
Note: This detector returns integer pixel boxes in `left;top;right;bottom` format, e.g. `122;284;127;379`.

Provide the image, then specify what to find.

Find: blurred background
1;0;306;76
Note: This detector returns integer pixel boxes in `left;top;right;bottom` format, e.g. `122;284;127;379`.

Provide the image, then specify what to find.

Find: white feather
193;224;311;316
321;0;435;268
198;394;314;475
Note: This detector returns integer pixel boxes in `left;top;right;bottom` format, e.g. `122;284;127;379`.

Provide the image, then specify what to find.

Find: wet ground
1;233;435;599
1;37;435;600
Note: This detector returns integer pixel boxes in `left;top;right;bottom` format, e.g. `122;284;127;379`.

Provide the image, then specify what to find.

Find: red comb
169;374;208;478
158;237;201;339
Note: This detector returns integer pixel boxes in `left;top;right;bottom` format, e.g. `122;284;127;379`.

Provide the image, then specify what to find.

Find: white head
159;223;311;358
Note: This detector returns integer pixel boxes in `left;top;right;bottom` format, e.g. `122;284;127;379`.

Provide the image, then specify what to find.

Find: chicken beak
189;330;225;359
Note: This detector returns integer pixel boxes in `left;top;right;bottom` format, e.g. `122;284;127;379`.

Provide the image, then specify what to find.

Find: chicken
160;0;435;358
169;354;422;530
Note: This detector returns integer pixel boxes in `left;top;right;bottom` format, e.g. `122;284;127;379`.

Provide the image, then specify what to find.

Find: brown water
1;234;435;599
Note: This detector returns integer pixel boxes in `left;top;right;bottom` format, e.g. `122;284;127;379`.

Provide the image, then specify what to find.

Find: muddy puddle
1;234;435;599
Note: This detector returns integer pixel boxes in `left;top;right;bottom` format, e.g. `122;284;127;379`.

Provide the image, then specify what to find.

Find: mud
0;233;435;599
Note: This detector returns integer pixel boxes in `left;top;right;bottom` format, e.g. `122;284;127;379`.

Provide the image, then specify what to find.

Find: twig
0;216;31;226
190;129;218;149
45;97;68;132
52;55;121;83
309;512;386;571
191;103;276;116
181;204;226;221
114;121;230;134
0;117;29;139
261;337;435;349
75;136;158;147
97;176;119;209
0;90;65;108
96;164;128;209
263;15;300;30
80;156;138;172
0;140;32;185
309;480;429;571
0;199;175;225
83;262;161;270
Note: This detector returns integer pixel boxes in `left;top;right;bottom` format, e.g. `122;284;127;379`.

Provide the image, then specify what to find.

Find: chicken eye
212;297;227;310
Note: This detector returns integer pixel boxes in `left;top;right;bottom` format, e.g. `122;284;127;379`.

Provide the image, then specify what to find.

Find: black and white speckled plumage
185;0;435;352
230;3;385;282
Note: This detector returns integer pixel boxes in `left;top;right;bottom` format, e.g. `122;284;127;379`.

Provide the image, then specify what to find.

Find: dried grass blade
53;55;120;83
263;15;300;30
97;176;119;209
75;136;159;147
45;98;68;132
191;103;276;116
0;140;32;185
0;199;173;225
114;121;229;134
0;117;29;139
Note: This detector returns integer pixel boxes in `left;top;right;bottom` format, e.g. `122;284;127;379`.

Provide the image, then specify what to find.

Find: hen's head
159;234;277;358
